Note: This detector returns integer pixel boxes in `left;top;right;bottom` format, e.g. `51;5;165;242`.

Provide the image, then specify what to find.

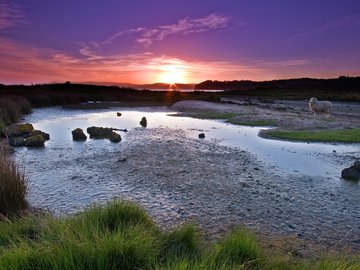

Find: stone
341;161;360;181
140;117;147;127
198;133;205;139
117;112;122;117
30;130;50;141
8;137;26;147
24;135;45;147
109;132;121;143
6;123;34;137
72;128;87;141
87;126;113;139
354;161;360;170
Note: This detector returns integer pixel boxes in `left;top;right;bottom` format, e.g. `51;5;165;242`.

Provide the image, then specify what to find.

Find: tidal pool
14;106;360;249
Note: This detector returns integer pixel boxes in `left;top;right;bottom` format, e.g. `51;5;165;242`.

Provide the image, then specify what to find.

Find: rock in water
341;161;360;181
24;135;45;147
6;123;34;137
8;137;26;147
110;132;121;143
72;128;87;141
30;130;50;141
87;126;113;138
140;117;147;127
198;133;205;139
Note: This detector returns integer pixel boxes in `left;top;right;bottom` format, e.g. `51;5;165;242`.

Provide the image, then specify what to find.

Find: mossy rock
110;132;121;143
24;135;45;147
72;128;87;141
6;123;34;137
87;126;113;139
30;130;50;141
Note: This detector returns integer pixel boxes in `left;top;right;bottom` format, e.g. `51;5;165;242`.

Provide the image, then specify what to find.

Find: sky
0;0;360;85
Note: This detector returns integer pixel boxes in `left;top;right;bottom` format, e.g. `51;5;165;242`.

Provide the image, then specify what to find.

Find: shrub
0;145;28;217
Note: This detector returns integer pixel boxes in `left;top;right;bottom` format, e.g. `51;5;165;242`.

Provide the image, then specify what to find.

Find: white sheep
309;97;332;118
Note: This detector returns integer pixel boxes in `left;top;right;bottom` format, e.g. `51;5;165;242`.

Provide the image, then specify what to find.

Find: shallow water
13;106;360;248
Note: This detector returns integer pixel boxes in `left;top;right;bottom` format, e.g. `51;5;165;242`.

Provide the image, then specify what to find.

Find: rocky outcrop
8;137;26;147
109;132;121;143
6;123;34;137
30;130;50;141
72;128;87;141
87;126;113;139
140;117;147;127
198;133;205;139
24;134;46;147
6;123;49;147
341;161;360;181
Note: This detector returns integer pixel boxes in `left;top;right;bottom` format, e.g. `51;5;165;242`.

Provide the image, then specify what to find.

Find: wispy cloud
0;1;25;31
136;13;230;47
293;15;360;39
79;13;231;56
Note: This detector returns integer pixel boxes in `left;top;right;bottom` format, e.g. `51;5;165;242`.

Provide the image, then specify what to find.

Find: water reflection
21;106;359;180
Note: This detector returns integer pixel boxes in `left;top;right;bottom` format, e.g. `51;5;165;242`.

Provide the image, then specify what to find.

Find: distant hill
78;82;195;90
195;76;360;92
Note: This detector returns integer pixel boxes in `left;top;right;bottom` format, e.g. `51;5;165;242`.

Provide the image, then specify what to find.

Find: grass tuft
0;145;28;217
162;224;201;260
212;229;264;268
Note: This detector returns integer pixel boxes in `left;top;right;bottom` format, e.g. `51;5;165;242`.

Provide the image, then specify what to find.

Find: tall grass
1;200;360;269
0;97;32;135
0;145;28;217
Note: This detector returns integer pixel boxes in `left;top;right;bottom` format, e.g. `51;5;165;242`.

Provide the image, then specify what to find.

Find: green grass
226;119;276;127
266;128;360;143
189;112;238;120
0;146;28;217
0;200;360;269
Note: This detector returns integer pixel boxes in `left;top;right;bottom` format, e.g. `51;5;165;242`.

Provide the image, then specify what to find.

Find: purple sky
1;0;360;84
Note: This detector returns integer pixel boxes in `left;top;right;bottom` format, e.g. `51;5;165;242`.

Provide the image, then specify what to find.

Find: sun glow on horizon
156;61;188;85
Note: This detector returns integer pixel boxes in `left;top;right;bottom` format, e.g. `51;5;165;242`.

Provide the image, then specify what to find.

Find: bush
0;145;28;217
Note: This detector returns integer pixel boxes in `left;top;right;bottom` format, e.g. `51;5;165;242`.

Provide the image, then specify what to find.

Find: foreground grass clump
0;146;28;217
1;200;360;269
266;128;360;143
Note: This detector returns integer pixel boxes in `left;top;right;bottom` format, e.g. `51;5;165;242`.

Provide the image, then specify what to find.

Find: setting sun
157;63;187;85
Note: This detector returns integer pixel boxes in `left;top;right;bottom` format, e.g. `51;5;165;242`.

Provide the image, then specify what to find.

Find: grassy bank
226;119;276;127
0;200;359;269
265;128;360;143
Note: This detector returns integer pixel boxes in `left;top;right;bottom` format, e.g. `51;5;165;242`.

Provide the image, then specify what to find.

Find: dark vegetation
196;76;360;101
1;200;359;269
0;145;28;218
0;83;219;108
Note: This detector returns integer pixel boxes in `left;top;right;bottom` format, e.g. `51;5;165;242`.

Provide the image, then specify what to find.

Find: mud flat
13;104;360;256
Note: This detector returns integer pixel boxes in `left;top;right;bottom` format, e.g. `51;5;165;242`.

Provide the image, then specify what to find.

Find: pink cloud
137;13;230;47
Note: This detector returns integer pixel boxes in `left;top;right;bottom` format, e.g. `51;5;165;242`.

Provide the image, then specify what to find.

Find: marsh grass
190;112;238;120
226;119;276;127
0;145;28;217
266;128;360;143
0;200;360;269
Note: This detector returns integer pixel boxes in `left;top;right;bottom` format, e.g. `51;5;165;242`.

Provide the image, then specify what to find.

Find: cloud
0;1;25;31
293;15;360;39
78;13;231;56
136;13;230;47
